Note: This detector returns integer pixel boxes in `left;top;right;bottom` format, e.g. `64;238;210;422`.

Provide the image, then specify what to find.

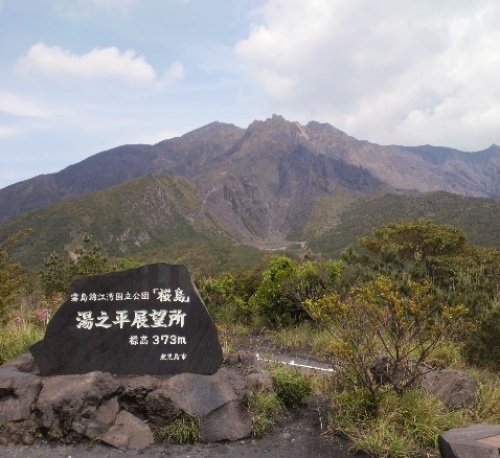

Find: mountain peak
246;115;307;141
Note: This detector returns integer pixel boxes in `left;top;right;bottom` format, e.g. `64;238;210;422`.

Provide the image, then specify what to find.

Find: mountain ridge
1;115;500;247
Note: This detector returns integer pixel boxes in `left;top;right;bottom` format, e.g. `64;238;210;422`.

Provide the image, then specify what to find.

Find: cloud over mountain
15;44;158;85
236;0;500;150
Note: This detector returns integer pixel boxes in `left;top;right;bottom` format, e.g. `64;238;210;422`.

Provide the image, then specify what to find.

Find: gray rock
0;357;42;423
1;354;255;448
145;388;180;426
83;396;120;440
101;410;154;450
156;367;252;442
117;375;160;415
439;424;500;458
161;368;248;417
420;368;478;410
0;353;39;374
200;400;252;442
35;371;121;431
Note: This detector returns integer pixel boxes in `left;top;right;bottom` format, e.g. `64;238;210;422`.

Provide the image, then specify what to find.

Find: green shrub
330;385;378;430
306;276;469;399
427;340;465;369
465;305;500;368
274;323;335;358
248;390;283;437
472;370;500;424
270;365;312;408
156;413;201;444
196;270;260;326
0;230;29;324
0;320;44;365
351;417;416;458
274;322;316;350
249;256;344;328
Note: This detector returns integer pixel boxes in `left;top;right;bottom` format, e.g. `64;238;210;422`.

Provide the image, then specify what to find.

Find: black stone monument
30;263;223;376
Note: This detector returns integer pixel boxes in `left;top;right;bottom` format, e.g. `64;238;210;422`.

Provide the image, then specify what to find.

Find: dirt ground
0;400;367;458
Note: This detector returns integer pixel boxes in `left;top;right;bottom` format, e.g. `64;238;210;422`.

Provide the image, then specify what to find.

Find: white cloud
0;91;55;119
0;125;19;139
160;61;185;87
236;0;500;150
15;43;158;85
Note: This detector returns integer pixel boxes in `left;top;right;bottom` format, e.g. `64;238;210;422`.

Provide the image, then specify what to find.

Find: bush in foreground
270;365;313;409
306;276;469;400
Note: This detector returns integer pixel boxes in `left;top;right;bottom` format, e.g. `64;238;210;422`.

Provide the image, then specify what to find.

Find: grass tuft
248;390;284;437
274;323;334;357
0;320;44;365
330;388;468;458
270;365;313;409
156;413;201;444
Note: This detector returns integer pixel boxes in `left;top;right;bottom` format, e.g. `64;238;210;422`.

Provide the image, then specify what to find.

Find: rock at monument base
439;424;500;458
160;369;247;416
101;410;154;450
0;354;42;424
35;371;121;431
72;397;120;440
0;353;260;450
145;388;180;426
200;400;253;442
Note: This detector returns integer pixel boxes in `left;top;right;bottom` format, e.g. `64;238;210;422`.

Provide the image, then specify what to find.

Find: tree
0;230;29;324
40;235;112;298
359;220;467;281
250;256;343;327
196;268;261;325
343;220;500;316
305;276;469;403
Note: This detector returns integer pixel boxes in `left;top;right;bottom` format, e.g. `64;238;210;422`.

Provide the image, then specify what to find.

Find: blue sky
1;0;500;189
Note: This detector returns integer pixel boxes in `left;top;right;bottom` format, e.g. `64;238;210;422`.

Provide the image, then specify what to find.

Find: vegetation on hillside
0;175;265;273
0;230;30;324
3;188;500;279
40;235;115;298
311;191;500;257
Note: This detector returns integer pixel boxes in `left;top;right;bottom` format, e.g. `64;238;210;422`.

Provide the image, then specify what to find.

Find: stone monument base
0;353;269;450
